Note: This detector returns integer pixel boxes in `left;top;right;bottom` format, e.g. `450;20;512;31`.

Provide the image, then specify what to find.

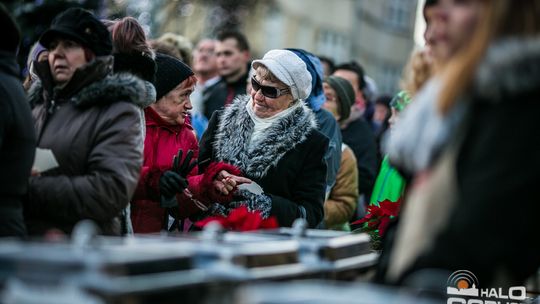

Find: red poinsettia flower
195;206;279;231
379;199;401;216
351;198;402;239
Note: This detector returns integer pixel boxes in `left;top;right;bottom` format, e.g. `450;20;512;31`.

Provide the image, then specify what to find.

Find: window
386;0;413;31
315;29;350;63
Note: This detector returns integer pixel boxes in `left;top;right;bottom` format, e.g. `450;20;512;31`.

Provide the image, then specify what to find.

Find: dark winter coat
402;37;540;287
0;51;36;237
199;95;328;228
203;69;249;119
341;114;378;196
24;57;153;235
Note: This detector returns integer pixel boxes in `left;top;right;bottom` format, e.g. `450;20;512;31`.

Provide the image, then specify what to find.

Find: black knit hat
324;76;354;122
154;53;194;101
40;8;112;56
113;53;156;84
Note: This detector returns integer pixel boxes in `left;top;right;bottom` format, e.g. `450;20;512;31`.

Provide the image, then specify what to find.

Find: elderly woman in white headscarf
198;49;328;228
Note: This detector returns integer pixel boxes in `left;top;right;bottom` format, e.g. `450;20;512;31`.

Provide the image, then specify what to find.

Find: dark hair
375;95;392;108
334;61;366;90
318;55;335;74
423;0;438;22
216;30;250;51
111;17;153;57
109;17;156;83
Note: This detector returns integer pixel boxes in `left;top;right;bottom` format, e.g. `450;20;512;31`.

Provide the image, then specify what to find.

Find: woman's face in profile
153;83;194;125
47;38;89;86
435;0;484;61
250;69;294;119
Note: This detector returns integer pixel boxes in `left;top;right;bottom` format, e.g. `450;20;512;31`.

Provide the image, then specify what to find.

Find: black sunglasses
251;77;290;99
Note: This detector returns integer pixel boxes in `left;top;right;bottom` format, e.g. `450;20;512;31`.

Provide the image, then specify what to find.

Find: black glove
159;149;197;205
159;171;188;199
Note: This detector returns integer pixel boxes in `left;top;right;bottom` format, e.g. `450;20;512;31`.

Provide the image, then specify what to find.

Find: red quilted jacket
131;107;238;233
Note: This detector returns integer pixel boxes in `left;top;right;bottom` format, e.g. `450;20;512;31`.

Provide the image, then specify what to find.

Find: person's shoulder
305;128;329;148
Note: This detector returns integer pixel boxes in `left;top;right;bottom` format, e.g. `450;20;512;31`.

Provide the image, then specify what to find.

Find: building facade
149;0;418;95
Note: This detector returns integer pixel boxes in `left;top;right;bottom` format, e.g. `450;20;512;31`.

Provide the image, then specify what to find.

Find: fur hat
40;8;112;56
154;53;194;101
252;49;312;101
324;76;355;121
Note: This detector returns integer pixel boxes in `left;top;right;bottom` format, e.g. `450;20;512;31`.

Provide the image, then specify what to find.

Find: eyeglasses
251;77;290;99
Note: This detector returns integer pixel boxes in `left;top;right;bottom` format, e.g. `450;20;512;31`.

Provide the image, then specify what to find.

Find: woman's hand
213;170;252;195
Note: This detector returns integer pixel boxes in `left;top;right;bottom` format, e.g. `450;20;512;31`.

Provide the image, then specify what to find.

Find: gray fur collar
214;95;318;179
473;37;540;102
28;72;156;109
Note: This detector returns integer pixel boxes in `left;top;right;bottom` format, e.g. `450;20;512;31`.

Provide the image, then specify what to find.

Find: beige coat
324;144;359;229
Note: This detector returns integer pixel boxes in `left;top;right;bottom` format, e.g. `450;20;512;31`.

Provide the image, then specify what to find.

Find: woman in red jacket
131;53;245;233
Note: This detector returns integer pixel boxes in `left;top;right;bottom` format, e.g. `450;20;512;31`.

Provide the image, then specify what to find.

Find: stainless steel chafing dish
234;280;443;304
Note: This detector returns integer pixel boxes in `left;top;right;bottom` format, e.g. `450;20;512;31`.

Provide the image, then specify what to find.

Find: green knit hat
324;75;355;121
390;91;412;112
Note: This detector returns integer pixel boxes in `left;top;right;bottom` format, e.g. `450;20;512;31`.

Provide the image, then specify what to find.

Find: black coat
203;69;249;120
341;116;378;196
0;51;36;237
199;96;328;228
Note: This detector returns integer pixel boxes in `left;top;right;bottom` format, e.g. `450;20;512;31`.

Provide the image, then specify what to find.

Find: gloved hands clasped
159;149;197;207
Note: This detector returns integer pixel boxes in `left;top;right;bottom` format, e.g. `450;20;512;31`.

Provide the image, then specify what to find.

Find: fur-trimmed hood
213;95;318;179
28;58;155;110
472;37;540;102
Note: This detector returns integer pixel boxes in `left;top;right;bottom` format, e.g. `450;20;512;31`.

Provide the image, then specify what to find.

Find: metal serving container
226;220;378;279
0;224;227;304
128;224;321;281
0;220;378;303
234;280;443;304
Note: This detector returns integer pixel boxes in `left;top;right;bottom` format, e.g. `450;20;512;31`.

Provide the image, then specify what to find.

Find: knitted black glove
159;149;197;207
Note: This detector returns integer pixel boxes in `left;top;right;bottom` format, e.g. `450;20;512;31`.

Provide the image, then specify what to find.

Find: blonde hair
438;0;540;114
400;48;434;97
157;33;193;66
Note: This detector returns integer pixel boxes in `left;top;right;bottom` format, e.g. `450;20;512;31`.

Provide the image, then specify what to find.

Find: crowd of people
0;0;539;292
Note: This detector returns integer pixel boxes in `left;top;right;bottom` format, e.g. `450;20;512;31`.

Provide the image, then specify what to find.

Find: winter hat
40;8;112;56
114;53;156;84
28;42;47;65
252;49;312;101
26;42;48;80
0;4;20;54
324;76;354;121
286;48;325;111
390;91;412;112
154;53;194;101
